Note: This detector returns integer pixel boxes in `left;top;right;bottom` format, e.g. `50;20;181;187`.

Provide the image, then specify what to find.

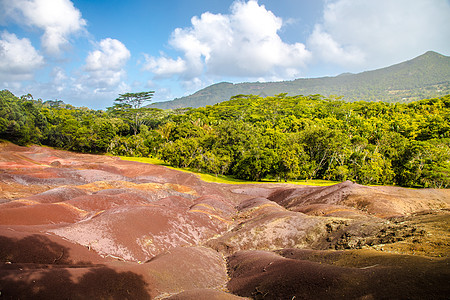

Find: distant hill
151;51;450;109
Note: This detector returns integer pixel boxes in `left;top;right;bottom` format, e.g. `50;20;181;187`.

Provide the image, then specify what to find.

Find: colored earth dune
0;142;449;299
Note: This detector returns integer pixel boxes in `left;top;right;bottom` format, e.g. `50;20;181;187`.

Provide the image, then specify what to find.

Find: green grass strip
118;156;338;186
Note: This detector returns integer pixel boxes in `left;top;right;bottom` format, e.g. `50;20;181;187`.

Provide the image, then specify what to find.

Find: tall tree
111;91;154;136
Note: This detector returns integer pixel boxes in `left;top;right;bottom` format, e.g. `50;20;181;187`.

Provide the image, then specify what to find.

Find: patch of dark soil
227;250;450;300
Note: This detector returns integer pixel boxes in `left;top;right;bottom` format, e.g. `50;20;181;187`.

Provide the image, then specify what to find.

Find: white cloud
307;0;450;70
308;25;365;66
51;66;67;83
0;31;44;81
51;66;68;92
143;54;187;77
83;38;130;87
144;0;311;82
0;35;131;109
181;77;206;93
1;0;86;55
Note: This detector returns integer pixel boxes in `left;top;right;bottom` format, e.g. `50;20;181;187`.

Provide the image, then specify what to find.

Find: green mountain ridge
151;51;450;109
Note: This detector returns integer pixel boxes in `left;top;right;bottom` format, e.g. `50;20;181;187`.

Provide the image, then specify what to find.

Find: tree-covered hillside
1;90;449;188
152;51;450;109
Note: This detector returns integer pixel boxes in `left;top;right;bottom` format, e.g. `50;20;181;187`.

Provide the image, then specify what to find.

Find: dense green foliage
109;91;155;136
1;89;449;188
153;51;450;109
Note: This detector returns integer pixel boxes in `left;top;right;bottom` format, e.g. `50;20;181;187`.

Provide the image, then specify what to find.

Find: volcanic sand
0;142;449;299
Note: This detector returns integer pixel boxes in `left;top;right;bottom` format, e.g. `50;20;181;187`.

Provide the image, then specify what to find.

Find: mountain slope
152;51;450;109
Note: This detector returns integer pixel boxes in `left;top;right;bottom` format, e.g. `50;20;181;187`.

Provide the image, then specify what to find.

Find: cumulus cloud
50;66;68;92
83;38;130;88
1;0;86;55
144;0;311;82
143;54;187;77
308;25;365;66
307;0;450;69
0;31;44;81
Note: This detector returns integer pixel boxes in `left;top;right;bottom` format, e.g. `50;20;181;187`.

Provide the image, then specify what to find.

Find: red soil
0;142;449;299
0;203;85;225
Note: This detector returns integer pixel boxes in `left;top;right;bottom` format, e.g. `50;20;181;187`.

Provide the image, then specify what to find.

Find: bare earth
0;142;449;299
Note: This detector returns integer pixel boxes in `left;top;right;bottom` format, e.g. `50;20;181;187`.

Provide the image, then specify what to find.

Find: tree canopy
1;89;449;188
110;91;154;136
113;91;154;109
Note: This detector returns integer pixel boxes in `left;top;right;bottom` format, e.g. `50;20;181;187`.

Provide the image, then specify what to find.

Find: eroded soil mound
227;249;450;299
0;142;449;299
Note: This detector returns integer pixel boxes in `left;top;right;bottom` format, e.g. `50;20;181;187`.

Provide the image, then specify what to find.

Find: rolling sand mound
0;230;104;265
0;202;86;225
227;249;450;299
268;180;449;217
25;187;89;203
49;204;229;262
0;142;449;299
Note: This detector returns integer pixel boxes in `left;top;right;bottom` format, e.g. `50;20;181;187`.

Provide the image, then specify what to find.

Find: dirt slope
0;142;448;299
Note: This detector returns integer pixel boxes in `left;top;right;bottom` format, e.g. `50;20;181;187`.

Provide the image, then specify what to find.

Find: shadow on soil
0;235;151;299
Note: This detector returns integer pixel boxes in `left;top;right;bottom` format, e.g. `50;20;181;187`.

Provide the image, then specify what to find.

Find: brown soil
166;289;249;299
227;249;450;300
0;141;448;299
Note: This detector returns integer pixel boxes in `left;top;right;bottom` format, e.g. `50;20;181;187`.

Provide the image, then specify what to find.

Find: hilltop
152;51;450;109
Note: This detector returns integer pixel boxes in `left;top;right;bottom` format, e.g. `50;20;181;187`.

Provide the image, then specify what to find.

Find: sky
1;0;449;109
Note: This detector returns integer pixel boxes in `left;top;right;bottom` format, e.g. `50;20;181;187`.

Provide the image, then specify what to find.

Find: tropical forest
1;89;449;188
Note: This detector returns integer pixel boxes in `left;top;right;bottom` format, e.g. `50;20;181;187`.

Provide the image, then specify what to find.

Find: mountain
151;51;450;109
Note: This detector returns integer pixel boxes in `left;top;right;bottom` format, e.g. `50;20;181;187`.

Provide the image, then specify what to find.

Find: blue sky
1;0;449;109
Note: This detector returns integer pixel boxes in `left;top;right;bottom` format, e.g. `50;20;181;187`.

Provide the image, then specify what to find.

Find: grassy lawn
119;156;338;186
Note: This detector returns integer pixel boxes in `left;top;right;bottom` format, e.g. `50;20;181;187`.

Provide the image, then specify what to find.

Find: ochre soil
0;142;448;299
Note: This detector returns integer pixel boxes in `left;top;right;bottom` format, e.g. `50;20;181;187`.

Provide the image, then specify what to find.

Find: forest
1;89;449;188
